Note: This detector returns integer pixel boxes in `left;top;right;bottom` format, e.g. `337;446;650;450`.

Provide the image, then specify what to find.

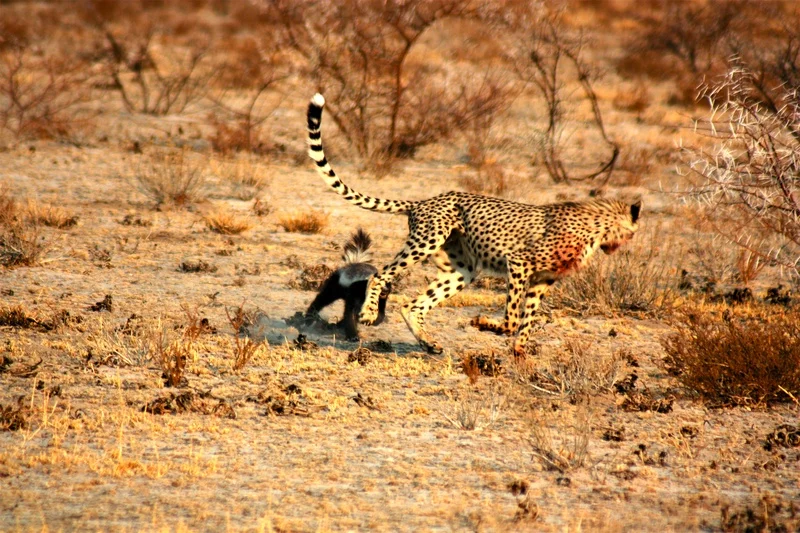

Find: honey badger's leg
305;273;343;318
513;279;554;357
471;259;531;336
401;234;475;354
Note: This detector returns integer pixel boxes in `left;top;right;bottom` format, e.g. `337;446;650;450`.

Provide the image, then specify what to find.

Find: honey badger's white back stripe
307;93;415;214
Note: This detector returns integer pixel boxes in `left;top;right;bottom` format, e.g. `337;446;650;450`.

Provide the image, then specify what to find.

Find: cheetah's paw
359;306;379;325
470;315;511;335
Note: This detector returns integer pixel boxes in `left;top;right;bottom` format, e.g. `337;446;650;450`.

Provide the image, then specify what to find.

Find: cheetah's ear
630;200;642;223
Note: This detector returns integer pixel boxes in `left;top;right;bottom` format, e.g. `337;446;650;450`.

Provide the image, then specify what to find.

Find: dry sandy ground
1;95;799;532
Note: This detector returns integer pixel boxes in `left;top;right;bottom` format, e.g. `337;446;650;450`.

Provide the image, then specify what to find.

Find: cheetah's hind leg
401;236;475;354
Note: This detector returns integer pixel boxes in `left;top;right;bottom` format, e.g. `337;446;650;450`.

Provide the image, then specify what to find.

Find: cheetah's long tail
307;94;415;214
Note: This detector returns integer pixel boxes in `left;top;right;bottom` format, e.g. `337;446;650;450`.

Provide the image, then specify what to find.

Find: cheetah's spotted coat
307;94;641;356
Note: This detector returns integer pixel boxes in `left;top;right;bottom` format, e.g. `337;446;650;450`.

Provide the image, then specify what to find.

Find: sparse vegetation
552;229;678;316
663;305;800;407
25;201;78;229
684;65;800;277
226;304;266;373
136;149;207;207
204;209;252;235
0;43;93;141
278;210;328;234
3;1;800;530
0;189;45;268
528;405;592;473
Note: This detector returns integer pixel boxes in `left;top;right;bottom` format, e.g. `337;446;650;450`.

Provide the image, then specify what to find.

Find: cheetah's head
599;200;641;254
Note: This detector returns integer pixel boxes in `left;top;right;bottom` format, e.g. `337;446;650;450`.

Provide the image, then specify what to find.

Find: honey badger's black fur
304;229;391;340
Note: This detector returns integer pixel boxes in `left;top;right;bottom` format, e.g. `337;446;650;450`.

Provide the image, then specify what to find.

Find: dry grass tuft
278;210;328;234
0;218;47;267
147;313;203;388
25;201;78;228
662;305;800;407
442;384;504;431
226;304;266;372
0;304;47;329
209;157;270;201
528;405;592;473
178;259;218;274
205;210;252;235
136;150;206;208
0;399;28;431
552;228;678;317
519;339;624;398
0;206;45;268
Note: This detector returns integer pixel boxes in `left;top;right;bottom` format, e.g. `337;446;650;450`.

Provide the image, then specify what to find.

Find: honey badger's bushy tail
342;228;373;264
307;93;415;214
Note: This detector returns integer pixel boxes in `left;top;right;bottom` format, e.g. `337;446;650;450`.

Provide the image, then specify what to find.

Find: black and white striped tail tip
311;93;325;107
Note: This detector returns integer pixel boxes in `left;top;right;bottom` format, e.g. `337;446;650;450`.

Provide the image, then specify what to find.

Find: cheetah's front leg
359;275;389;325
471;260;529;336
513;282;551;357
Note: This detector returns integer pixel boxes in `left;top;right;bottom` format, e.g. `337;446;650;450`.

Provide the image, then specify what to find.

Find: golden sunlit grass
205;209;253;235
278;210;328;234
209;156;271;201
440;291;504;308
25;200;78;228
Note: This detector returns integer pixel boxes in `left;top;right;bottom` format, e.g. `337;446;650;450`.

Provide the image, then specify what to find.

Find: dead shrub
662;306;800;407
278;210;328;234
142;390;235;419
0;44;93;141
683;66;800;277
97;25;212;115
207;35;287;155
461;352;503;384
178;259;217;273
273;1;514;171
136;149;206;207
459;161;507;197
499;5;619;184
288;264;334;292
205;210;252;235
0;399;28;431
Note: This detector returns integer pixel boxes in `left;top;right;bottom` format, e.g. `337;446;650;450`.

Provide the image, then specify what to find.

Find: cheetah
307;93;641;357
